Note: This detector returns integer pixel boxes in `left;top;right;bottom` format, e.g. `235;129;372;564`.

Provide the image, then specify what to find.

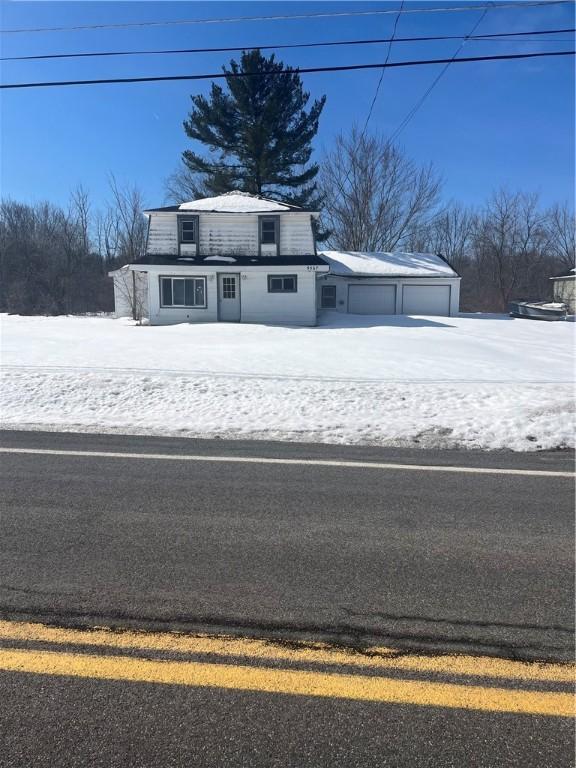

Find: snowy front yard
0;312;573;451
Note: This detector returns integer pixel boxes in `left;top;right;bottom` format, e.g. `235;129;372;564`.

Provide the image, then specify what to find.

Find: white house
110;191;327;326
109;191;460;324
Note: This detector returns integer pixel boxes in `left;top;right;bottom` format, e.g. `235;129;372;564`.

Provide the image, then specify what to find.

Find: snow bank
1;313;573;451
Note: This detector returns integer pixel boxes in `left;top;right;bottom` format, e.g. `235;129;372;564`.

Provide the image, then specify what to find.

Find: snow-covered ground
1;312;573;451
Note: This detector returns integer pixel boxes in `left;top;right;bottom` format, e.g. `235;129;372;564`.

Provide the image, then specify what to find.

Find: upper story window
179;218;197;244
260;220;276;244
259;216;279;248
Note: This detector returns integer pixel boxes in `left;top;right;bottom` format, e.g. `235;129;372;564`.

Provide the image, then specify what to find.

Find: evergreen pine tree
182;50;326;209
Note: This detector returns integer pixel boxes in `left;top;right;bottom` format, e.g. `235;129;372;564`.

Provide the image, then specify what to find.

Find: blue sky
1;1;574;212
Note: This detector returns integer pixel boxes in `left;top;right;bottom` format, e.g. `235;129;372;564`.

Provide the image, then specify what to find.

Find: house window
179;219;197;244
321;285;337;308
222;277;236;299
268;275;297;293
260;217;278;245
160;277;206;308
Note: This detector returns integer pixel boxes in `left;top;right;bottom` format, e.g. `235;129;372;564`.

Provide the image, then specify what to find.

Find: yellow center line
0;647;573;717
0;620;573;684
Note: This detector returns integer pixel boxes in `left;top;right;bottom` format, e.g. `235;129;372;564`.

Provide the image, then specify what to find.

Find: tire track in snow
1;364;572;386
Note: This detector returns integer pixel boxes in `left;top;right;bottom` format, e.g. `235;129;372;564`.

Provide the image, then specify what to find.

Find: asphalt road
0;429;573;659
0;430;573;767
1;668;572;768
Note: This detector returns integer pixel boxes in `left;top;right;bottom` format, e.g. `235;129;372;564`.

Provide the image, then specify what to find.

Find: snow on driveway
1;312;573;451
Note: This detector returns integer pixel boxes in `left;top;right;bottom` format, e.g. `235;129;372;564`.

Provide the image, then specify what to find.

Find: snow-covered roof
177;191;302;213
550;268;576;280
319;250;459;278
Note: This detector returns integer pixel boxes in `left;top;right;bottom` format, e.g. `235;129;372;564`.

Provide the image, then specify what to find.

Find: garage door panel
402;285;451;316
348;285;396;314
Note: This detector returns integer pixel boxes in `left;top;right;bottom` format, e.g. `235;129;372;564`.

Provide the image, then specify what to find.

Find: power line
2;50;573;90
0;1;569;34
2;28;573;62
363;1;405;135
390;6;491;142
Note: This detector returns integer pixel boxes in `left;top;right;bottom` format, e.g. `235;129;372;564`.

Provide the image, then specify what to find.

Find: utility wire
390;6;491;142
0;1;569;34
2;50;573;90
2;28;573;62
363;1;405;135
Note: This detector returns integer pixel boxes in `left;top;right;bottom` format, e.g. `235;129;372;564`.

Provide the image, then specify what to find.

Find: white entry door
218;273;241;322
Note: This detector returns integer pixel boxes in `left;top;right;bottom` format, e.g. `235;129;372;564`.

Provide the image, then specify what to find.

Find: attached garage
402;285;451;316
348;284;396;315
318;250;461;317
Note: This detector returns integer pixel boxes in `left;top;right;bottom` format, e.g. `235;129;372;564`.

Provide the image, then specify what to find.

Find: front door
218;273;241;322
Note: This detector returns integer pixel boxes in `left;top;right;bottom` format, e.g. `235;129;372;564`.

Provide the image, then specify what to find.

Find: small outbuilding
550;269;576;314
317;250;460;316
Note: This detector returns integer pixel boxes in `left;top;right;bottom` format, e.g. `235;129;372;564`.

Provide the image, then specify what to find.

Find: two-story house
109;190;461;325
109;191;328;326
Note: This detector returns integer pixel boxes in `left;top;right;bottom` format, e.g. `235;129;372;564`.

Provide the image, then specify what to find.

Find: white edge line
0;447;573;478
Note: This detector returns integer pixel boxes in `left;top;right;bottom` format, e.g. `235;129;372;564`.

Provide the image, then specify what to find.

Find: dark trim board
130;254;328;268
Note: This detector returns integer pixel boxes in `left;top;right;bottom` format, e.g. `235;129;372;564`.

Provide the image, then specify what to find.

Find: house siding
147;215;179;256
146;212;315;257
240;271;318;326
112;269;149;320
551;277;576;313
141;264;322;326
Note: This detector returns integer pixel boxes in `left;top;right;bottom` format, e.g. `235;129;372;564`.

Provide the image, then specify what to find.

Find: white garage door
402;285;451;316
348;285;396;314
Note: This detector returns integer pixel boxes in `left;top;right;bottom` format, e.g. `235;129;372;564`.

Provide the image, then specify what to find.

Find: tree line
0;179;146;315
1;49;573;316
320;129;574;311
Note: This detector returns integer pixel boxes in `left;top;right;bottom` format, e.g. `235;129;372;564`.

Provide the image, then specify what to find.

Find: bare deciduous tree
0;178;147;316
545;202;575;271
472;189;551;310
164;165;207;203
319;128;442;252
95;208;121;265
107;175;148;264
418;205;476;275
0;197;113;315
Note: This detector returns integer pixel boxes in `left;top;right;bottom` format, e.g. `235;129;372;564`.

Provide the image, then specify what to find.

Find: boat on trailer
509;301;567;321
